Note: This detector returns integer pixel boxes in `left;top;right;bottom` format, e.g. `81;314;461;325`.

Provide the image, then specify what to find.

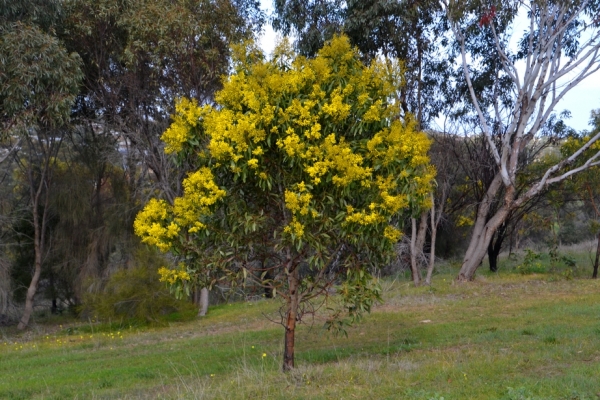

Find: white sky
258;1;277;57
257;0;600;131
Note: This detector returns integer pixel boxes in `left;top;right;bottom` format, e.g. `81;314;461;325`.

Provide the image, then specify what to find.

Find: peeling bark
458;205;511;281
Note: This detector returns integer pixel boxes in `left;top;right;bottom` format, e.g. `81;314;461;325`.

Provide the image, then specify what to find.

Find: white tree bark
198;287;209;317
409;217;422;286
425;193;440;285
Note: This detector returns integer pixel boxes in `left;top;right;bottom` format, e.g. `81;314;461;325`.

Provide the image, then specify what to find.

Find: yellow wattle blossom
133;199;178;252
135;35;436;272
304;123;322;140
158;266;191;285
363;100;383;122
162;98;206;154
173;167;226;233
247;158;259;169
456;215;474;227
322;89;351;121
284;183;313;217
383;226;402;242
344;210;385;226
283;218;305;238
279;131;304;157
252;147;264;156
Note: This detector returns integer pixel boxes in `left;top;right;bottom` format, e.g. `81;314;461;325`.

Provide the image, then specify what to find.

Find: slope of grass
2;259;600;399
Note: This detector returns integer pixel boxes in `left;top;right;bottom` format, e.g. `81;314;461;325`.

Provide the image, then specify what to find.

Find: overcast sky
258;1;599;132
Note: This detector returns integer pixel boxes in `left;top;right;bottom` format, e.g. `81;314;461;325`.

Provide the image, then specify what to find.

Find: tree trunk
416;211;428;257
0;258;9;316
457;173;505;281
459;206;511;281
198;287;209;316
487;225;506;273
18;160;51;330
18;220;43;329
425;194;437;285
410;218;422;286
593;232;600;279
282;266;299;372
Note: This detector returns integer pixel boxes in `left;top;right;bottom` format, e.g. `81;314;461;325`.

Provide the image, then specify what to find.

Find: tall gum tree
442;0;600;281
134;36;434;371
1;2;82;329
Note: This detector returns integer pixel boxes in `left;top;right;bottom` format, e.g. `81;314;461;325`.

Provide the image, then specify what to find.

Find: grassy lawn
2;253;600;399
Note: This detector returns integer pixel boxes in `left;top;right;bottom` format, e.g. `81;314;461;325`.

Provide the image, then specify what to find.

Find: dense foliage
134;36;434;369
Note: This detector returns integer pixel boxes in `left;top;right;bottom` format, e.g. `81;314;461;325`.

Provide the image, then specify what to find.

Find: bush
81;248;197;325
516;249;546;275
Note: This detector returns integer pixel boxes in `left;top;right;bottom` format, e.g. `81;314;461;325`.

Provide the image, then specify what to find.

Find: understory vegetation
2;247;600;399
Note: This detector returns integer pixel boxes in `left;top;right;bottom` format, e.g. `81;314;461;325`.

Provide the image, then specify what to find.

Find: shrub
81;249;197;324
516;249;546;275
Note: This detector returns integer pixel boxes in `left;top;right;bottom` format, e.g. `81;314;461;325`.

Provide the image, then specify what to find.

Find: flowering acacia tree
134;36;434;371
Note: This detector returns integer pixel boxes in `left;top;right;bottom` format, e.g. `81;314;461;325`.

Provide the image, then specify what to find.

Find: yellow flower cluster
134;168;226;251
283;218;305;238
284;184;312;216
322;89;351;121
283;182;317;238
173;167;226;233
456;215;474;227
136;35;435;252
158;266;191;285
383;226;402;242
133;199;180;252
345;210;385;226
199;36;399;196
162;98;206;154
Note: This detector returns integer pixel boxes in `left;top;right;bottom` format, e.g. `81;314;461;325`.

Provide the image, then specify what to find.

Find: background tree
62;0;263;204
0;0;262;325
134;36;434;371
58;0;263;314
443;0;600;281
1;0;83;329
557;110;600;277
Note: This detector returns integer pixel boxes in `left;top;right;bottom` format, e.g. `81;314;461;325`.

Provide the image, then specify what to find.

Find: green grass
2;255;600;399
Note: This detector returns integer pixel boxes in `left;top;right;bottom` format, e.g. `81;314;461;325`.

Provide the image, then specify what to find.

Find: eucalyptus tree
555;110;600;277
443;0;600;280
0;0;263;323
0;0;83;328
